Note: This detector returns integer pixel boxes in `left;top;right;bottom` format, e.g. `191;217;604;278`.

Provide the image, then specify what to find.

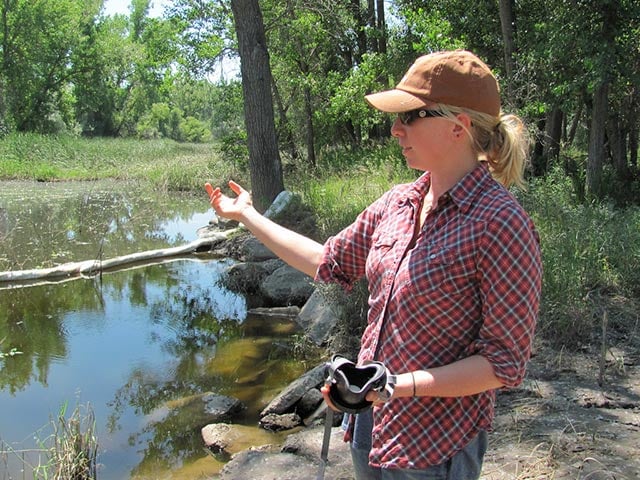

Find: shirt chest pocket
366;233;398;278
404;245;477;297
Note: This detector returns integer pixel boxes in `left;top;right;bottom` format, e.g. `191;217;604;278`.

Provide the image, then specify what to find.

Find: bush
180;116;212;143
520;167;640;346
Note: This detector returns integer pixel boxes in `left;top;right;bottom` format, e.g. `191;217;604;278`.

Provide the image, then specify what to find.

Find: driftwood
0;190;295;289
0;230;237;289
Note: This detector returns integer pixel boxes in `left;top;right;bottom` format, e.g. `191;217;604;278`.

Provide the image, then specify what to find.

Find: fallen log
0;229;237;288
0;190;295;289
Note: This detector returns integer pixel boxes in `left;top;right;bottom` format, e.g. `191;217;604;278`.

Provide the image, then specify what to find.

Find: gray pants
346;410;487;480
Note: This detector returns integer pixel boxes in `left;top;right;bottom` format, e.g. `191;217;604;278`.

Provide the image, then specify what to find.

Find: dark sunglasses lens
398;111;414;124
398;110;442;125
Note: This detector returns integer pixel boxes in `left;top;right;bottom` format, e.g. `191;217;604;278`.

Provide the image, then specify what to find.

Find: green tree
72;13;138;136
168;0;284;208
1;0;101;133
515;0;639;201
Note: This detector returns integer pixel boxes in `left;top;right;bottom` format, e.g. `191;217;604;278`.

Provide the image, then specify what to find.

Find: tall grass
292;141;418;237
50;403;98;480
520;167;640;345
0;132;240;191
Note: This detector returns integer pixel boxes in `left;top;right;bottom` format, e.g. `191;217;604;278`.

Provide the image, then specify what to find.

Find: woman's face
390;108;456;172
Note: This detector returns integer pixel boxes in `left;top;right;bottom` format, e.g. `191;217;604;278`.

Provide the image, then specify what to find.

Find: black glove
323;355;396;414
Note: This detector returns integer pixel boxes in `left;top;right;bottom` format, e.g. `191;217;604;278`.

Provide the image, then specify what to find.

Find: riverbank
212;340;640;479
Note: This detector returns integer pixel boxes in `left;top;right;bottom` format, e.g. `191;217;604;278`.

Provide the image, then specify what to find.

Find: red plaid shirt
315;164;542;469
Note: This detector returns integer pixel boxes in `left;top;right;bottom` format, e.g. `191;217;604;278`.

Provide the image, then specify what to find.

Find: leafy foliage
0;0;638;199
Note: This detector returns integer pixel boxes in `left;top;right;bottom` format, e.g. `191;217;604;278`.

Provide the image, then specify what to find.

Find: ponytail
482;113;530;190
436;105;531;189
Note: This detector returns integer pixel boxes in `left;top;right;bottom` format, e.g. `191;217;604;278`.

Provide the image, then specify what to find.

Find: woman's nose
390;117;404;137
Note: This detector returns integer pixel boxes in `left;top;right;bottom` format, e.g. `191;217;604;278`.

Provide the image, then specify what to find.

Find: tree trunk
531;117;547;177
498;0;515;80
586;82;608;199
367;0;375;30
628;88;638;168
230;0;284;212
630;120;638;169
376;0;386;54
543;107;563;166
303;85;316;167
0;0;8;132
567;103;582;147
271;78;299;161
607;112;628;181
351;0;366;63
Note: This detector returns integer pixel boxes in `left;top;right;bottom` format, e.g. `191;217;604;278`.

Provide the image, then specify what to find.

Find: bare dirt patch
482;340;640;479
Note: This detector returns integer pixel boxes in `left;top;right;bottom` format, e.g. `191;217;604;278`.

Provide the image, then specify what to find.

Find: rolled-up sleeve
468;206;542;387
314;191;392;291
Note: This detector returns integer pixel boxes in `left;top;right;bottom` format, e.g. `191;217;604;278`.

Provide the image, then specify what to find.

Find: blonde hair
437;105;531;190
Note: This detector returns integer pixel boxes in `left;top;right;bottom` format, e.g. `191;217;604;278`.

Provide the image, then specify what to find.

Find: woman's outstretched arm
205;181;324;278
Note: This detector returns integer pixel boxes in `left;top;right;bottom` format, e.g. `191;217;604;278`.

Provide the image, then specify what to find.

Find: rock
260;265;315;306
218;425;354;480
219;447;318;480
248;306;301;318
241;236;278;262
201;423;280;457
259;413;302;431
281;424;348;460
296;289;344;345
158;392;245;429
261;258;286;274
202;393;245;421
298;388;324;419
261;363;326;417
225;262;272;294
262;191;296;219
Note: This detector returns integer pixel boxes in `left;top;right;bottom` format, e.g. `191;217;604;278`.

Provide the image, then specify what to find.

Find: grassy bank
2;133;639;349
0;132;241;191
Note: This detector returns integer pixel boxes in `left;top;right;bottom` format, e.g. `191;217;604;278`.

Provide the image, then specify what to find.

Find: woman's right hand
204;180;253;222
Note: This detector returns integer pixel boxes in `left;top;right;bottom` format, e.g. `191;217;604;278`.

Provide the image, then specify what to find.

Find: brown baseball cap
365;50;501;117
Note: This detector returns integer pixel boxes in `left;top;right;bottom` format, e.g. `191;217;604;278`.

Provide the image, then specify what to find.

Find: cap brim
365;89;428;113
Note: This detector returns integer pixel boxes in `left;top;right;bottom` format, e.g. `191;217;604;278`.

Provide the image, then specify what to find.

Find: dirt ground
481;338;640;480
217;336;640;480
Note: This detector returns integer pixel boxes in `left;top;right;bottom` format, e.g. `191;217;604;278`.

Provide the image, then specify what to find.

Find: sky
102;0;168;17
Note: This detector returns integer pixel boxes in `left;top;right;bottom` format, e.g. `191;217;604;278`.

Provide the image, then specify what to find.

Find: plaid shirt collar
409;162;493;215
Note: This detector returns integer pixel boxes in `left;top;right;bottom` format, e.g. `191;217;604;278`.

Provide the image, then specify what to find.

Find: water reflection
0;180;207;271
0;182;317;479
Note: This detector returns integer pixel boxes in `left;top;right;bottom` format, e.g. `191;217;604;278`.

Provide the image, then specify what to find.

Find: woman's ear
452;112;472;138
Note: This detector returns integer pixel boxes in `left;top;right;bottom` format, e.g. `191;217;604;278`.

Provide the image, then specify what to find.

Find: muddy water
0;181;316;479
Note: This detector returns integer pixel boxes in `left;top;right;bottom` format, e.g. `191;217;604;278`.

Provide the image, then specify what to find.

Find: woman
205;49;542;480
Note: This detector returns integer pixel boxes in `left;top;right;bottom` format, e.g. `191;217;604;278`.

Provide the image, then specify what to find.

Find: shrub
520;167;640;346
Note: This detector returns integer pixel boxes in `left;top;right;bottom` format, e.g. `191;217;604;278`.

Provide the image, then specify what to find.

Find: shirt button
429;253;437;259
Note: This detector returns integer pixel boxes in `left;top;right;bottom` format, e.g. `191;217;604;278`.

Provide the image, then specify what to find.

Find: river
0;181;312;479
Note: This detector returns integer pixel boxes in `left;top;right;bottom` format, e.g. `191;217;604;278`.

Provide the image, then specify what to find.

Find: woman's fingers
228;180;243;195
320;384;341;412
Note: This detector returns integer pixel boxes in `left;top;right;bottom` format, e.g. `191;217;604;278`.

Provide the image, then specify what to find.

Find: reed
0;403;99;480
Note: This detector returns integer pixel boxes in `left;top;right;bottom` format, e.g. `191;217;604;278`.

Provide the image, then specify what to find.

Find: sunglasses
397;109;445;125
